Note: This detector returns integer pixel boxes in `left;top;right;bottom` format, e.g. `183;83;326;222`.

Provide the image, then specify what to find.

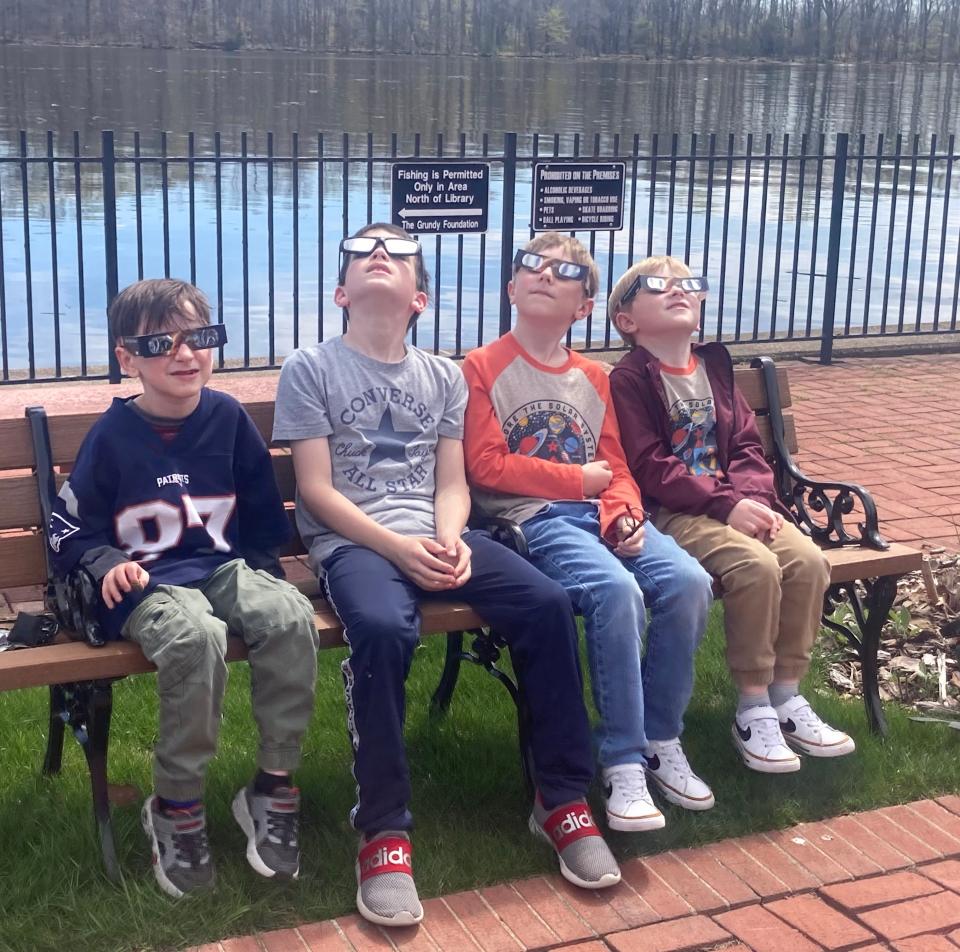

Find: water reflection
0;47;959;374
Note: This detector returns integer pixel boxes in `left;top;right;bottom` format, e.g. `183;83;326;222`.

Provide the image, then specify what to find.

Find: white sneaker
644;739;716;811
776;695;856;757
601;764;665;832
732;705;801;773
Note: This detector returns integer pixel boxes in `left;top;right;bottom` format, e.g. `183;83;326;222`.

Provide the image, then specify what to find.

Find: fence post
499;132;518;336
820;132;848;365
102;131;121;383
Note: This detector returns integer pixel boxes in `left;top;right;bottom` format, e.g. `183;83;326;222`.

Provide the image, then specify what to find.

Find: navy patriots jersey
48;389;292;639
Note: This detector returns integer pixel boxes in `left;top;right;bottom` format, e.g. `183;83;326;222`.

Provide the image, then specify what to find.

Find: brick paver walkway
189;796;960;952
3;351;960;950
784;353;960;553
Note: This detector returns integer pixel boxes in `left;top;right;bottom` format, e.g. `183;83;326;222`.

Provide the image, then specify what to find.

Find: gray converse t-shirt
272;336;467;573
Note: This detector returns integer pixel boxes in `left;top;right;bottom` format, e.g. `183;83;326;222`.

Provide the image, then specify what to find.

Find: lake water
1;46;959;374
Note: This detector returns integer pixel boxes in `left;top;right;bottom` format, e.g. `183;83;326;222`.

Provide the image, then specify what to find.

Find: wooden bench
0;404;523;883
0;356;922;881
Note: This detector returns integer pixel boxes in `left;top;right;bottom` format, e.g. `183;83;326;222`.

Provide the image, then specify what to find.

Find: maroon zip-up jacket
609;342;791;523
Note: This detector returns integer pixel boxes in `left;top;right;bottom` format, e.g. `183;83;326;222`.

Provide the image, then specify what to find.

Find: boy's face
616;265;702;344
115;300;213;415
333;227;427;326
507;243;593;333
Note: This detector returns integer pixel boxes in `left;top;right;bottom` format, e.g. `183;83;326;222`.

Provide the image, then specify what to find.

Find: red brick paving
193;799;960;951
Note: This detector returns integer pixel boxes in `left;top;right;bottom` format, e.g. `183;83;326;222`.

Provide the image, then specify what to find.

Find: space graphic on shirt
666;397;721;476
503;403;596;463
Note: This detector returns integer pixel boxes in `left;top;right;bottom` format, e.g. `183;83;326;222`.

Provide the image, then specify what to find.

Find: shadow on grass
1;607;958;951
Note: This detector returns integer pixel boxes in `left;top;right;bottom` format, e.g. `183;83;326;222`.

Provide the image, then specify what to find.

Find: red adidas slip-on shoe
355;832;424;927
529;798;621;889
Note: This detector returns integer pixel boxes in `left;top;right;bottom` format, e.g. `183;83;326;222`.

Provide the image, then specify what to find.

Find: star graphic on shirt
357;406;420;468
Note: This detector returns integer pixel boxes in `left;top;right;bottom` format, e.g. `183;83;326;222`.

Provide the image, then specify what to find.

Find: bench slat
0;472;69;531
0;534;47;587
0;417;35;471
754;414;799;457
825;542;922;584
733;365;792;411
0;598;486;691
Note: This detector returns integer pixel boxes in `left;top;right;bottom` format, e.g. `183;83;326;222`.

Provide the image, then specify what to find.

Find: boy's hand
726;499;784;541
101;562;150;609
388;536;460;591
614;514;645;558
582;460;613;497
435;536;473;589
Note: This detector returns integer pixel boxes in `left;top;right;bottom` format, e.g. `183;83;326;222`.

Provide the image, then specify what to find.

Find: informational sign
391;162;489;235
532;162;626;232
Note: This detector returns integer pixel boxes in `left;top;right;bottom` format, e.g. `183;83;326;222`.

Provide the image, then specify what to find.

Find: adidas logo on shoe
549;808;596;844
360;843;412;876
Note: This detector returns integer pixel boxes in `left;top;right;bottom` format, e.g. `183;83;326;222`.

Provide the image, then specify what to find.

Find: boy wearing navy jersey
48;279;319;898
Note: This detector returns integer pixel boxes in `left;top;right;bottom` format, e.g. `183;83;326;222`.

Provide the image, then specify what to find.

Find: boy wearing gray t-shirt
273;223;620;929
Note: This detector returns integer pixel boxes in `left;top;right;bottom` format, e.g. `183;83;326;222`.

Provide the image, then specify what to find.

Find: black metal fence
0;129;958;383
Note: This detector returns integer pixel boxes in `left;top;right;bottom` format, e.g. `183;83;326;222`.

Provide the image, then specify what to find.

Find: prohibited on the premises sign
392;162;490;235
533;162;626;232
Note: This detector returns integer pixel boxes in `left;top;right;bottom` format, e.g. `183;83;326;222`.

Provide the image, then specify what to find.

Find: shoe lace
753;712;785;746
656;740;693;780
610;765;650;800
265;799;300;848
171;818;210;869
789;698;829;735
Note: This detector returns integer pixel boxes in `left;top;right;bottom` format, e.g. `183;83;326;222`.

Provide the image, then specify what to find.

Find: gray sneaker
141;795;215;898
231;783;301;879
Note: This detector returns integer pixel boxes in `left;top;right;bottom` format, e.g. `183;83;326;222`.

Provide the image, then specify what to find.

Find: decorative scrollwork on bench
787;477;889;551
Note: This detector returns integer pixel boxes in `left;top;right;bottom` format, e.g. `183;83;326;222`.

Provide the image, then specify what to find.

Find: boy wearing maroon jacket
608;256;855;774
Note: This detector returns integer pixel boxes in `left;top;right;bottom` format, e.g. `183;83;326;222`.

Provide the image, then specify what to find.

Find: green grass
2;605;959;952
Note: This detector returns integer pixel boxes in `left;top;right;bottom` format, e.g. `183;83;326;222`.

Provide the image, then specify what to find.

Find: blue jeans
521;502;713;768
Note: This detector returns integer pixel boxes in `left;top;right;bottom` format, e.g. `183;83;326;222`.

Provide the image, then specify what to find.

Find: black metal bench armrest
750;356;887;551
784;473;888;550
473;515;530;557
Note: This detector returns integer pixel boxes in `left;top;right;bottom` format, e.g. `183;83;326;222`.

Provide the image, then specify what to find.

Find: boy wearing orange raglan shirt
463;233;715;831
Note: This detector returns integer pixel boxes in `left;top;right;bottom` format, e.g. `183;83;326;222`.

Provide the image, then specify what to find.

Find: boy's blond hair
516;232;600;299
607;255;693;348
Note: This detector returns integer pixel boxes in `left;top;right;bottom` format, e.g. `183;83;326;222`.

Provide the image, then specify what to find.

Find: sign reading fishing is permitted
533;162;626;232
392;162;489;235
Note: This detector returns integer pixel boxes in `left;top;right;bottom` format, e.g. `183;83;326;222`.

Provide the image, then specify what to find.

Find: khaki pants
653;509;830;688
123;559;319;801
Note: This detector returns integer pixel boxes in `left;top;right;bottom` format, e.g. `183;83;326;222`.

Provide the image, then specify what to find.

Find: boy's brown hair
108;278;211;343
516;232;600;299
607;255;693;348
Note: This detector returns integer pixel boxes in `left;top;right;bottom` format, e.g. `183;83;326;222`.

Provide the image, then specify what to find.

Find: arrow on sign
398;208;484;219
